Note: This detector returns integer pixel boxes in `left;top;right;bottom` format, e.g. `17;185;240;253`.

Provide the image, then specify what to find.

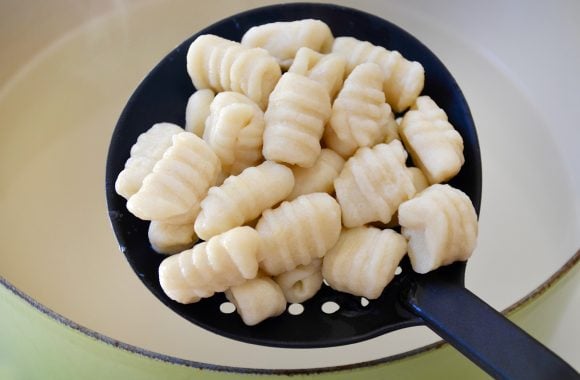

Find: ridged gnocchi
186;34;281;109
323;62;396;158
399;184;478;274
287;149;344;201
158;226;261;304
288;47;346;99
322;227;407;299
126;132;220;221
332;36;424;112
203;92;265;175
274;259;323;303
263;72;332;167
408;167;429;193
399;96;465;184
381;166;430;228
334;140;416;227
115;122;183;199
225;276;286;326
148;221;197;255
257;193;341;276
194;161;294;240
241;19;334;69
185;89;214;136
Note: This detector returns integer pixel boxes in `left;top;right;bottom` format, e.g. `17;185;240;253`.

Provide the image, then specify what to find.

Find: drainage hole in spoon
321;301;340;314
219;302;236;314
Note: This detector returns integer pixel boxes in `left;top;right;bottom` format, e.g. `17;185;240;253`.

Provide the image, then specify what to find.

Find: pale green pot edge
1;254;577;380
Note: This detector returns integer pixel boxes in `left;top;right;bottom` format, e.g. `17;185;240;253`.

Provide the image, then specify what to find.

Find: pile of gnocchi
115;19;478;326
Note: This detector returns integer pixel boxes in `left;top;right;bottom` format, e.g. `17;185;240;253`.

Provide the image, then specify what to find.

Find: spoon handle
405;278;579;380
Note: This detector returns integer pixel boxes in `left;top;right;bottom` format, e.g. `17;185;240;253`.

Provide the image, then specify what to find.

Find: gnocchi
334;140;416;227
288;47;346;99
332;36;424;112
274;259;323;303
399;96;465;184
241;19;334;69
263;72;332;167
225;276;286;326
158;226;261;304
115;122;183;199
322;227;407;299
126;132;220;221
399;184;478;274
257;193;341;276
185;89;215;136
194;161;294;240
203;91;265;175
323;62;396;158
148;221;197;255
187;34;281;109
287;149;344;201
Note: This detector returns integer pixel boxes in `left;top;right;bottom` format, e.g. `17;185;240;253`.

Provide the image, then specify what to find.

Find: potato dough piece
241;19;334;69
383;167;430;228
399;96;464;184
204;92;265;175
399;184;478;274
288;47;346;99
148;221;197;255
186;34;281;109
225;276;286;326
126;132;220;221
407;167;430;194
115;122;183;199
194;161;294;240
263;72;332;167
287;149;344;201
322;227;407;299
257;193;341;276
334;140;416;227
158;203;201;225
185;89;214;136
323;62;396;158
274;259;323;303
158;226;261;304
332;36;424;112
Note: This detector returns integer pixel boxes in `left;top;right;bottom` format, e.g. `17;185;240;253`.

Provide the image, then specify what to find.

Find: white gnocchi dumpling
203;92;265;175
288;47;346;99
194;161;294;240
241;19;334;69
126;132;220;221
322;227;407;299
407;167;429;193
287;149;345;201
157;202;201;225
334;140;416;227
381;166;430;228
185;89;215;136
399;96;465;184
398;184;478;274
323;62;396;158
158;226;261;304
186;34;281;109
225;276;286;326
148;221;197;255
263;72;332;167
332;36;424;112
274;259;323;303
257;193;341;276
115;122;184;199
